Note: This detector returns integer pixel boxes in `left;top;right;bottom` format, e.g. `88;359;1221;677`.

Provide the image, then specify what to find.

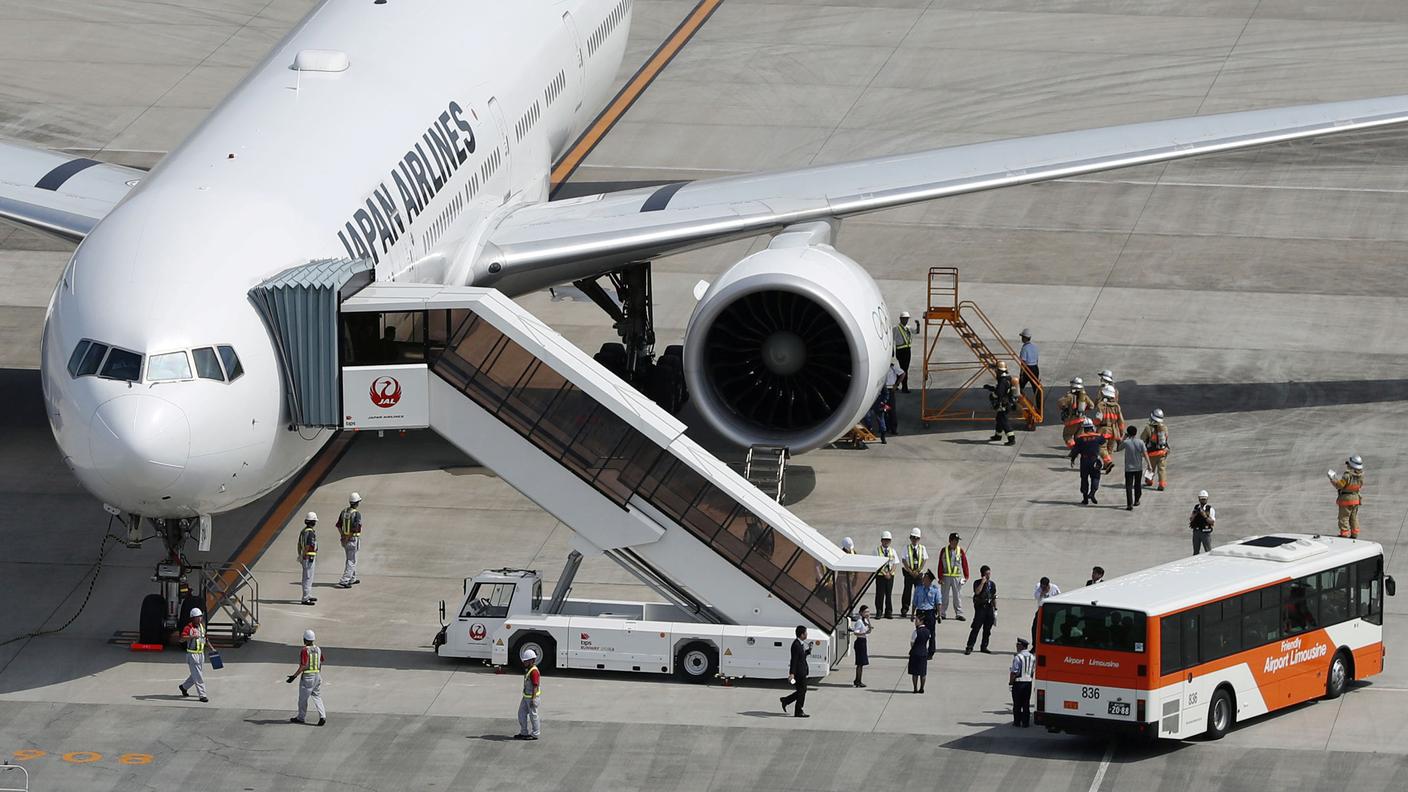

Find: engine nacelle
683;236;891;453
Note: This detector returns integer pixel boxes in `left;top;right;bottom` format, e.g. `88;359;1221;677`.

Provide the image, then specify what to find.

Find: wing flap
0;140;145;241
483;94;1408;291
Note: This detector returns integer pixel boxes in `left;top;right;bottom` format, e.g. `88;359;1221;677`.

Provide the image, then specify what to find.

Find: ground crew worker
938;533;969;622
1058;377;1095;448
178;607;209;702
893;311;916;393
964;565;997;655
884;359;904;435
1010;637;1036;727
1069;418;1104;505
1098;369;1119;401
336;493;363;588
515;648;542;739
298;512;319;606
1142;409;1169;490
1018;328;1041;414
899;528;928;619
1190;490;1216;555
987;363;1017;445
287;628;326;726
1327;456;1365;538
1095;384;1123;471
874;531;899;618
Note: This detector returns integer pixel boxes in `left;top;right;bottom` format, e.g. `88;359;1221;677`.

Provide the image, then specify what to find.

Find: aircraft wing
482;94;1408;290
0;140;145;242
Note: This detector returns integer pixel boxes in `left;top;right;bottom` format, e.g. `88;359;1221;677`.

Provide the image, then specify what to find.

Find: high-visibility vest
1014;650;1036;681
185;624;205;655
894;323;912;350
299;527;317;558
876;546;898;577
523;668;541;699
941;546;963;577
905;544;925;572
303;645;322;676
1336;471;1363;507
339;507;361;538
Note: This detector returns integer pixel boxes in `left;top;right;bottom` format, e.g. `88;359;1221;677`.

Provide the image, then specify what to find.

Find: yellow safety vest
905;544;925;572
340;507;360;538
895;324;912;350
299;527;317;558
185;625;205;655
941;546;964;577
304;646;321;676
876;546;897;578
523;668;541;699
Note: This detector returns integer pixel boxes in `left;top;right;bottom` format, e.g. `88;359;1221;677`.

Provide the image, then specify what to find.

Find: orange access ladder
919;267;1043;428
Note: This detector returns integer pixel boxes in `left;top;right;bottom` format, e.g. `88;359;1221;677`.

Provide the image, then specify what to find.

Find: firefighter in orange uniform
1058;378;1095;448
1327;456;1364;538
1141;409;1169;491
1094;384;1123;473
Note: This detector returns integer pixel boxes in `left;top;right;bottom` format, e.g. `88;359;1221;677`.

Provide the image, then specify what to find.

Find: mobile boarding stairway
250;261;881;670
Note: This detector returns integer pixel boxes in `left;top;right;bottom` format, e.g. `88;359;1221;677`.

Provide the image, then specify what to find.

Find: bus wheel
1325;650;1351;699
675;642;718;683
1205;689;1234;740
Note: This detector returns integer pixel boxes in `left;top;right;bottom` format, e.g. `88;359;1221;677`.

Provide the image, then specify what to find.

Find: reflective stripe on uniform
1014;651;1036;681
941;547;963;577
523;668;541;699
906;545;923;571
304;646;321;676
1337;471;1363;506
894;324;912;349
185;625;205;654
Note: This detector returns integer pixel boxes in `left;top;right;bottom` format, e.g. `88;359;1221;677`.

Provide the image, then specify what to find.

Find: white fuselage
39;0;632;518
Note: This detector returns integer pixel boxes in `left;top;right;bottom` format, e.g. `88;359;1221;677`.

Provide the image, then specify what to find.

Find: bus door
1157;610;1199;737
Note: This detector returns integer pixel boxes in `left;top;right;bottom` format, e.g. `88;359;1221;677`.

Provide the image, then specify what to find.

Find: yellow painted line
550;0;726;194
207;432;356;612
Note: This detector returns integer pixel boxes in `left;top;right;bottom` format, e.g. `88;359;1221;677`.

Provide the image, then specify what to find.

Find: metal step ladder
202;562;259;646
744;445;789;504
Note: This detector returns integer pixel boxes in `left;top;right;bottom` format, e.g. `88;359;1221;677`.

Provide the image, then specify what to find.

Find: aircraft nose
89;395;190;492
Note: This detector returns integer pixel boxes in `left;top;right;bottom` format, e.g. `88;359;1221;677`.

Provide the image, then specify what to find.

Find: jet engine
683;230;891;453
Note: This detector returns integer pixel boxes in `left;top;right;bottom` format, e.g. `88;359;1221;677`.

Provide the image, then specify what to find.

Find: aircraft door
561;11;585;113
486;97;513;195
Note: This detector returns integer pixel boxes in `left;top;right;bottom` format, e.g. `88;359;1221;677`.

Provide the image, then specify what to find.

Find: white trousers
301;557;315;601
183;653;206;697
517;697;540;737
298;674;325;720
941;576;964;618
339;537;359;585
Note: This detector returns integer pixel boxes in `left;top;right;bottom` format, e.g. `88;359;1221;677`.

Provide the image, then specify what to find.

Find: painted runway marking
1088;742;1115;792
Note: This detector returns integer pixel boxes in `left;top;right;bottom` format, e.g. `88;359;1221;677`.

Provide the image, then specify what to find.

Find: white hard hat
189;607;203;618
1070;377;1083;388
305;511;318;522
1101;384;1115;399
1081;418;1095;429
1347;455;1364;471
1020;328;1031;338
996;361;1008;371
880;530;892;540
909;527;922;538
841;537;854;550
1150;409;1164;423
1099;369;1114;382
350;492;361;503
1198;490;1209;499
304;629;316;642
899;310;910;319
520;648;538;662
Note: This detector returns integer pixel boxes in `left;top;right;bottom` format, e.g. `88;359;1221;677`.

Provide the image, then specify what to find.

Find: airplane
3;0;1408;614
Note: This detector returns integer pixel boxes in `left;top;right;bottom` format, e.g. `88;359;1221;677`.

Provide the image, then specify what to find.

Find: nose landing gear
136;517;202;646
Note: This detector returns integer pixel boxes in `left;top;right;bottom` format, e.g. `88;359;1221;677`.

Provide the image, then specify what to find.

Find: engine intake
684;241;890;452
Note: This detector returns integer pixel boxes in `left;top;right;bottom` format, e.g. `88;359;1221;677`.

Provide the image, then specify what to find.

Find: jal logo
468;623;487;641
580;632;590;641
370;376;402;408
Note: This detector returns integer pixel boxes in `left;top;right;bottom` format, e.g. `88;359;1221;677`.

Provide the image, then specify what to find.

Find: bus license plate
1107;701;1131;717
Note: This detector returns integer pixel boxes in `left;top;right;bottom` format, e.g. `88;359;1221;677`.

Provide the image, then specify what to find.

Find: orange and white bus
1034;534;1396;739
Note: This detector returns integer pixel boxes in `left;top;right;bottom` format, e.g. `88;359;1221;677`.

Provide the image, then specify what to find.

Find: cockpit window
76;342;108;377
99;348;142;381
218;345;244;381
67;340;92;377
192;347;224;381
147;351;192;381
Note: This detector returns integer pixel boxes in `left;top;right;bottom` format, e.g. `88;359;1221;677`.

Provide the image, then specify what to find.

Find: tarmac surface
3;1;1408;790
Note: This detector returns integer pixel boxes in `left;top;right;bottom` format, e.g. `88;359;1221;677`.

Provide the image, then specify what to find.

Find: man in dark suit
779;625;811;718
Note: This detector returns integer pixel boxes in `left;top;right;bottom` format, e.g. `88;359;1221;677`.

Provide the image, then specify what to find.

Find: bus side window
1357;557;1384;625
1241;589;1278;648
1318;566;1351;627
1179;611;1199;670
1160;616;1181;675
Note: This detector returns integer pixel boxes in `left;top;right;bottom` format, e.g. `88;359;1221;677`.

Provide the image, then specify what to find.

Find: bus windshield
1042;604;1147;653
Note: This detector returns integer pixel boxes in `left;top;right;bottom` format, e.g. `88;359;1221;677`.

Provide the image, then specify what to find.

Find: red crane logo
370;376;402;408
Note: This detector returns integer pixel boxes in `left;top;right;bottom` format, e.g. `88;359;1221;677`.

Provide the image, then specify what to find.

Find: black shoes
1126;505;1133;511
290;717;304;724
199;697;209;703
1005;437;1016;446
1090;495;1098;504
513;734;539;740
780;696;789;713
955;616;966;622
317;718;326;727
981;648;992;654
179;685;188;697
794;712;810;718
964;647;972;655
